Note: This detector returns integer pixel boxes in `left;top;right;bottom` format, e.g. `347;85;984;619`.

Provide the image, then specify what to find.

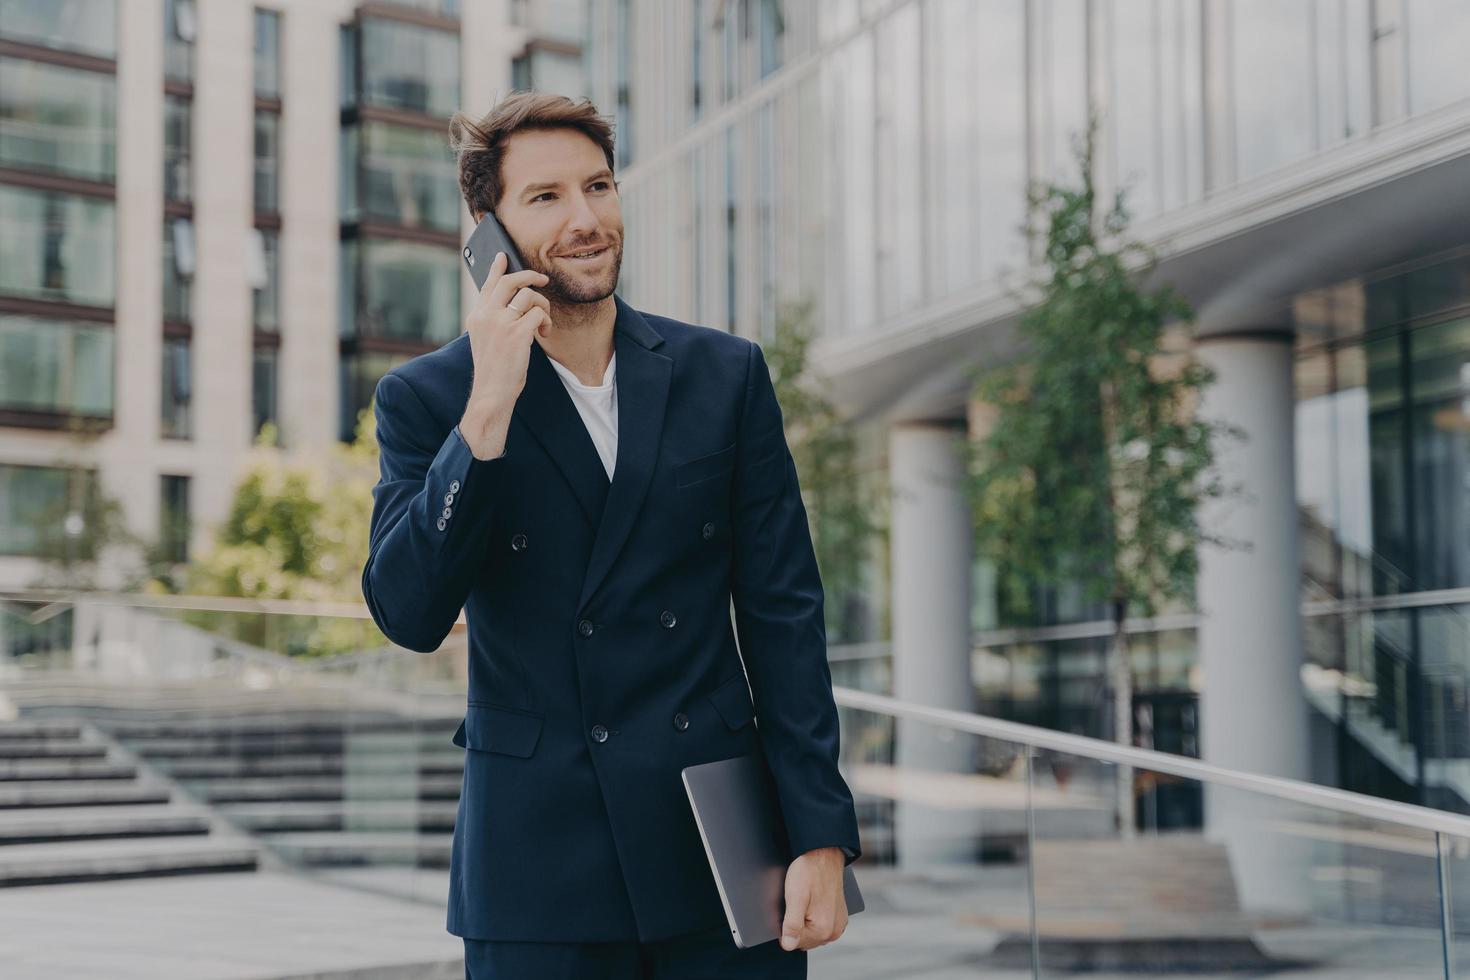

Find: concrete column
192;0;255;541
105;0;165;577
889;421;982;867
1195;330;1311;914
277;2;354;452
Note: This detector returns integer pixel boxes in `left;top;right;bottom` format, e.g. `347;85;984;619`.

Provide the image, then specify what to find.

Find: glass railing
5;588;1470;977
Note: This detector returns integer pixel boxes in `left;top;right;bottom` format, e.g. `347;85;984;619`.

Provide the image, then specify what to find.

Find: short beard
529;243;622;305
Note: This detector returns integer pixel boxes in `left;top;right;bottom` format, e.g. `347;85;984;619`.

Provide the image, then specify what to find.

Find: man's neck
539;295;617;386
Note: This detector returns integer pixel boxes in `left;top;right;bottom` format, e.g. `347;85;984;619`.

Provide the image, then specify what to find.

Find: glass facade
163;218;192;323
159;473;190;563
0;57;116;181
251;346;277;439
253;109;278;213
339;349;410;442
0;184;115;308
356;18;459;117
253;7;280;99
164;0;195;83
341;121;459;232
340;237;459;344
0;314;113;416
251;227;279;331
161;336;191;438
0;0;117;58
164;94;191;202
0;462;100;557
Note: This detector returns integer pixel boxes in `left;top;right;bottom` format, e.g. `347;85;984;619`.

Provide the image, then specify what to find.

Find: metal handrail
835;686;1470;839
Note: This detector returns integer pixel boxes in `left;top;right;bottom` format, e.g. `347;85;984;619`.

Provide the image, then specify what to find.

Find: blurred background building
3;0;1470;817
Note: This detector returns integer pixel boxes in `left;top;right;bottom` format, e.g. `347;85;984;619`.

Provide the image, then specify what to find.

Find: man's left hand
779;846;849;951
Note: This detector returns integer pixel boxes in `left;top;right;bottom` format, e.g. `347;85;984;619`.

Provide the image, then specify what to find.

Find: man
361;91;861;979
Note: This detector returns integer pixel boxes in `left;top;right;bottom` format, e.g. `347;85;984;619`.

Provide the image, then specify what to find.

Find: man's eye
533;192;555;202
590;181;610;191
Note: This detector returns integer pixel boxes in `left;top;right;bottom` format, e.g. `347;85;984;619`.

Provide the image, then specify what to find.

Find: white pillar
889;421;981;867
1195;330;1310;914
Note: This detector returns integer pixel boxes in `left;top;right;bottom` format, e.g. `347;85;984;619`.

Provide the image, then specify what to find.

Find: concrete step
0;758;137;781
188;774;463;804
0;805;212;845
0;780;172;809
0;742;108;760
219;799;460;833
0;720;83;740
260;831;453;868
0;836;259;887
151;754;464;779
125;732;454;757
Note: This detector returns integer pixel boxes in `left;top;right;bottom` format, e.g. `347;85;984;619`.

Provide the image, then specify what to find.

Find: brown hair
447;91;618;219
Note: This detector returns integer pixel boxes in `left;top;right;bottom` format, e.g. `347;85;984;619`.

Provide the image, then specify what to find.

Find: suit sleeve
361;372;509;652
729;339;862;869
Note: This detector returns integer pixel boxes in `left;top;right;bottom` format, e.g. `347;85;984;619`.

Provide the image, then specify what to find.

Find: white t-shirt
546;350;618;481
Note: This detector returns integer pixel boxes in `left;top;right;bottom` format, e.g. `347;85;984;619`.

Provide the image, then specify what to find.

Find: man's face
490;128;623;306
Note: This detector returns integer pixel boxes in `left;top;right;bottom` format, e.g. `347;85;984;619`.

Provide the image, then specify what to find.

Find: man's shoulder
637;308;754;378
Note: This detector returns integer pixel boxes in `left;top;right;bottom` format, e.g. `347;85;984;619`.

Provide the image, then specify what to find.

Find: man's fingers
508;285;550;318
489;267;549;309
780;880;809;951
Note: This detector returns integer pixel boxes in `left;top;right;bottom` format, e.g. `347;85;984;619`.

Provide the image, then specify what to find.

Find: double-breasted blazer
361;293;862;943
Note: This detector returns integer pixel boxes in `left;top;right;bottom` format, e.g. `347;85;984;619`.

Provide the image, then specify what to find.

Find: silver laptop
681;752;865;949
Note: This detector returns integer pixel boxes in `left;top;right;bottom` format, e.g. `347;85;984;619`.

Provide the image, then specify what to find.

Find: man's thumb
780;905;803;950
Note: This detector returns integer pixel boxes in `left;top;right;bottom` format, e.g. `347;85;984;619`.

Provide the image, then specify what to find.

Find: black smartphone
462;211;527;290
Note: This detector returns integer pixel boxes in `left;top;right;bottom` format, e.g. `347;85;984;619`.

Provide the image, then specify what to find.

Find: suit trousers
462;921;807;979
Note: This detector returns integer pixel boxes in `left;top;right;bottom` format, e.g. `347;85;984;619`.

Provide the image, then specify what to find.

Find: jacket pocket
705;672;755;730
452;702;545;758
675;442;737;489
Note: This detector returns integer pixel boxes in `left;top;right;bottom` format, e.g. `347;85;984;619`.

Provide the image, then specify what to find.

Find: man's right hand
459;250;550;460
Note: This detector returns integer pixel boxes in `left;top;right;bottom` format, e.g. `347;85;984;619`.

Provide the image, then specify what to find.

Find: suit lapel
508;295;672;613
578;296;670;613
513;339;611;529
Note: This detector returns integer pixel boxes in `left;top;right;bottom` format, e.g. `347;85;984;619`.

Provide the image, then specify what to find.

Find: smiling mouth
558;246;609;263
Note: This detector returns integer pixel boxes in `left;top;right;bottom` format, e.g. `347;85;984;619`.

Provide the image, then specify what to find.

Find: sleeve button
450;480;460;493
436;517;447;531
444;491;454;505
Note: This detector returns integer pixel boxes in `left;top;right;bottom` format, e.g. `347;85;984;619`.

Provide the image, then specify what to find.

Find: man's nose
564;192;599;235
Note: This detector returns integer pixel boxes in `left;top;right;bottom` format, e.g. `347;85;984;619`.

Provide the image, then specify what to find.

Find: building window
159;473;190;564
161;335;191;438
163;218;194;323
0;183;115;308
0;0;118;58
164;93;191;202
355;17;460;118
164;0;196;83
253;8;281;99
253;108;279;213
0;314;114;417
250;227;278;330
341;121;460;232
0;57;117;182
252;346;277;438
0;463;102;558
340;237;460;344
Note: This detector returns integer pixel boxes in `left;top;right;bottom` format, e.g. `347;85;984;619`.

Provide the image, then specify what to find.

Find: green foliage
964;108;1240;623
164;414;387;657
766;299;886;644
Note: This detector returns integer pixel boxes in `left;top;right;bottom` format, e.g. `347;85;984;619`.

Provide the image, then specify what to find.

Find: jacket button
673;712;689;731
659;610;677;628
511;533;527;552
702;521;715;539
578;619;594;637
591;724;608;742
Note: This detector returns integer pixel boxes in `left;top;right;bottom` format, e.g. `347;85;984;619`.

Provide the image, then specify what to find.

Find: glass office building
590;0;1470;812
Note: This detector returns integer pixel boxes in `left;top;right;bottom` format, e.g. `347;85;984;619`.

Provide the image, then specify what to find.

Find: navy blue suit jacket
361;294;862;943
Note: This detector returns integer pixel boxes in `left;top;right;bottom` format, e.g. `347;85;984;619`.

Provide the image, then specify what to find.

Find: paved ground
0;861;1462;978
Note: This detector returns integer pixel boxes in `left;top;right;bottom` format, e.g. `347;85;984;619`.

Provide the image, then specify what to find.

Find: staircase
2;673;466;882
0;718;261;887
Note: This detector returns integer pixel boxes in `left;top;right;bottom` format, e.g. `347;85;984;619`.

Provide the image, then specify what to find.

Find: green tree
962;109;1240;834
169;414;385;658
766;299;886;645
